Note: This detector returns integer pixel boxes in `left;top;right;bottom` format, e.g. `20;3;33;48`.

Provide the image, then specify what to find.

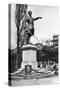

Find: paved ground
9;68;59;86
11;76;59;86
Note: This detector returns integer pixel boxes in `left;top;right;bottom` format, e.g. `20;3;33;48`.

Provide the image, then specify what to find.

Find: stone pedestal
21;44;37;69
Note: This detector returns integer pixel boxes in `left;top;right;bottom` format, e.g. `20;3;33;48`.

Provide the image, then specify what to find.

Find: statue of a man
20;10;42;45
24;10;42;44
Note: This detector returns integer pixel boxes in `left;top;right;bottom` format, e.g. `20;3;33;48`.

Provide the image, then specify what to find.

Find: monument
20;10;42;70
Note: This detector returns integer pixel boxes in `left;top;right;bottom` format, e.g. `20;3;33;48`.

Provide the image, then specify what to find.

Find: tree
15;4;27;70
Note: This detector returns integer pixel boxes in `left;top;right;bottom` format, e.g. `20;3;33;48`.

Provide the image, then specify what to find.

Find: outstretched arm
33;17;42;21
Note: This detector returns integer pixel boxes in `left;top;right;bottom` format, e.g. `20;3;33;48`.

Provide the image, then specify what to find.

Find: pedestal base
21;44;37;69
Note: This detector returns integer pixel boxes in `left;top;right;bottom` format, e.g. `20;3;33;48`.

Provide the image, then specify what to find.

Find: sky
10;4;59;49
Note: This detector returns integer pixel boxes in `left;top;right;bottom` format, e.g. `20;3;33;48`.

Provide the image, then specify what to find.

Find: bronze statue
20;10;42;45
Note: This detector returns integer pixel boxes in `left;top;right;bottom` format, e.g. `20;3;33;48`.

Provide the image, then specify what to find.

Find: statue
20;10;42;46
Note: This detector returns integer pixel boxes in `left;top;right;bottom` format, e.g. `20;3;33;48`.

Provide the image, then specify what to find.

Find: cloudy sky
10;4;59;49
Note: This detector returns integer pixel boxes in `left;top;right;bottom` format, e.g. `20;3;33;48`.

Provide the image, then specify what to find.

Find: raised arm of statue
33;17;42;21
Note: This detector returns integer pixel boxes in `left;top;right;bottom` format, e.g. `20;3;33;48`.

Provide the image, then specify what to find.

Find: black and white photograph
8;4;59;86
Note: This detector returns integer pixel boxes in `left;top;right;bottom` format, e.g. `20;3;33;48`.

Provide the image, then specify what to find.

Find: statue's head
28;10;32;16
